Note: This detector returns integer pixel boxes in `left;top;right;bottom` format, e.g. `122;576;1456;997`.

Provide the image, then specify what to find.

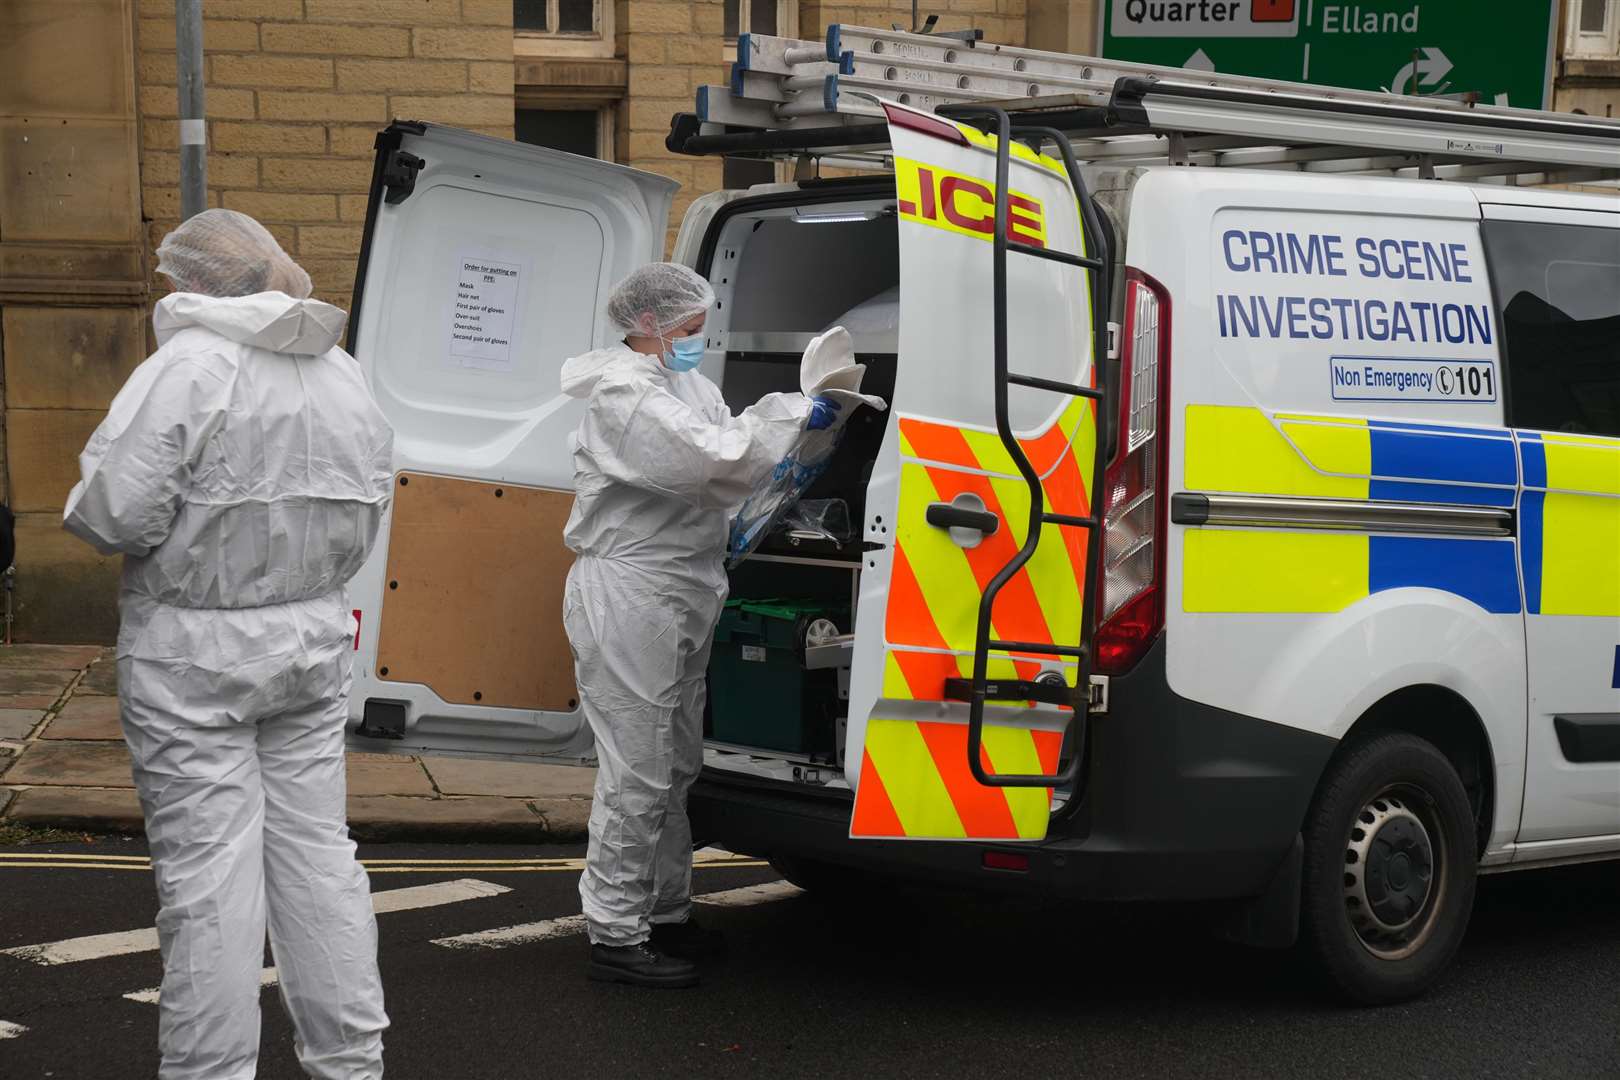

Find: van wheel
1300;732;1477;1005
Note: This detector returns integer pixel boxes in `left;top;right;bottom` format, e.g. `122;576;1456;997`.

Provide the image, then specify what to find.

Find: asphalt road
2;837;1617;1079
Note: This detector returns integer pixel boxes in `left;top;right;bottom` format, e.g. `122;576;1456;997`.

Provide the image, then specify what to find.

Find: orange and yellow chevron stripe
850;396;1097;841
851;717;1065;840
889;396;1097;674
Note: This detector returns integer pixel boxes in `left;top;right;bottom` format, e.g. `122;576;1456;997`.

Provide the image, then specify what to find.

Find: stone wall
1;0;145;644
134;0;516;313
615;0;727;252
2;0;518;643
801;0;1028;48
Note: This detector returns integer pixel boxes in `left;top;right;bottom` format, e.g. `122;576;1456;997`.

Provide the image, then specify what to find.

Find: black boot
588;942;700;988
650;918;727;961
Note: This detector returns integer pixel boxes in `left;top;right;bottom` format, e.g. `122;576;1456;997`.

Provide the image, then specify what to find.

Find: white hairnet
155;209;313;299
606;262;715;337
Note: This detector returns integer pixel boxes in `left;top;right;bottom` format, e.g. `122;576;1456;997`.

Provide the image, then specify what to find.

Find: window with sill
514;0;614;58
1568;0;1620;60
516;107;616;162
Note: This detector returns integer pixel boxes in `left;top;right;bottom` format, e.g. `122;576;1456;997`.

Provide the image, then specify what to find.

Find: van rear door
345;122;677;760
843;104;1100;842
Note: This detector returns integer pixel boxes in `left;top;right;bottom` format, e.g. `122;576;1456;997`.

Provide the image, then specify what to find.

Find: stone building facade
4;0;517;643
1554;0;1620;119
5;0;1609;642
4;1;148;643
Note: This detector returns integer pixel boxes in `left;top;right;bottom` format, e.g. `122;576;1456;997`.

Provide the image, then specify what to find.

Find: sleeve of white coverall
331;346;398;559
62;355;231;557
579;373;811;510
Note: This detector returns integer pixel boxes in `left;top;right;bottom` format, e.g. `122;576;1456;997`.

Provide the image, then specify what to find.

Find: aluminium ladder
673;24;1620;186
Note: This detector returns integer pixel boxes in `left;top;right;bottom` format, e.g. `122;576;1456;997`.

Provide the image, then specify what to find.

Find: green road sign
1100;1;1558;110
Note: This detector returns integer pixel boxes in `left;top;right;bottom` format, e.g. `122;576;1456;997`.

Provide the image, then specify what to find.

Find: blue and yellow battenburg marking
1517;431;1620;618
1182;406;1524;615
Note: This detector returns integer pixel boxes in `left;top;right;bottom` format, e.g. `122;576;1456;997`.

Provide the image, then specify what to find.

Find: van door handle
926;500;1000;537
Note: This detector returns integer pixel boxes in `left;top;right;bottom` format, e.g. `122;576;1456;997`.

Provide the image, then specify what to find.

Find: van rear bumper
690;638;1338;902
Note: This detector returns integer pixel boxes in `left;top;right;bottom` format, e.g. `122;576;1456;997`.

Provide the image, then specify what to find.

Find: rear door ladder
941;107;1112;788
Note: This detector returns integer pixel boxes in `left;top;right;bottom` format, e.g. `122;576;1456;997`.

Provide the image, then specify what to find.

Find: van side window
1483;219;1620;438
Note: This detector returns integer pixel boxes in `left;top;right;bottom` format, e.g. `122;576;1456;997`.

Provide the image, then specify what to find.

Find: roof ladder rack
673;24;1620;186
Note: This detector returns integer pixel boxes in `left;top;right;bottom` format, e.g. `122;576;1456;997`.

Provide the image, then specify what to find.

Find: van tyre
1300;732;1476;1006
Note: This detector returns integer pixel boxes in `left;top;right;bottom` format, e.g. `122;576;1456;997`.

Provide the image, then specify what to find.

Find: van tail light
1094;268;1171;676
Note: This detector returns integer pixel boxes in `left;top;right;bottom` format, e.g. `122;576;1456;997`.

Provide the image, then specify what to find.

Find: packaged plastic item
780;498;854;546
728;390;884;567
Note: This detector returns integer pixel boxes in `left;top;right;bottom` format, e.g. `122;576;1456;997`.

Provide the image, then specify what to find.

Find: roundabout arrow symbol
1390;46;1454;95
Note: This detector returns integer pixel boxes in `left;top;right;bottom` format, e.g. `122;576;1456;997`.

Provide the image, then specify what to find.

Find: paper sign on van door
448;249;528;373
895;158;1047;249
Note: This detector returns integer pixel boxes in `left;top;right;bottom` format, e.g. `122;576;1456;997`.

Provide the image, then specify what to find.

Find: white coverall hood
153;290;349;355
62;289;393;1080
66;290;393;611
561;341;812;947
559;344;636;400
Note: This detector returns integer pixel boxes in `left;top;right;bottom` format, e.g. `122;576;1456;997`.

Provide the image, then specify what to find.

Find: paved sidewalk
0;645;595;843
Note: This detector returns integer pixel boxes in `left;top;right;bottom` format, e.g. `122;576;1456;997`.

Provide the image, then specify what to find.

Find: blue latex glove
807;395;842;431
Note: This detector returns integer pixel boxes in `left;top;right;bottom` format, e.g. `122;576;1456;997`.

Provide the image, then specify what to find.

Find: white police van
344;28;1620;1003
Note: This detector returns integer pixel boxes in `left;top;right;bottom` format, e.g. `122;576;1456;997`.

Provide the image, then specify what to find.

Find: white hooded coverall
561;345;811;945
63;290;394;1080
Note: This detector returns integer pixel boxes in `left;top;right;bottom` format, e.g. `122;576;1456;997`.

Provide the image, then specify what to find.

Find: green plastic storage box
708;599;843;756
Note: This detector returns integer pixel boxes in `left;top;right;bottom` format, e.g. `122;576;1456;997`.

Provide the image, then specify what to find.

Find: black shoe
588;942;700;988
650;918;727;961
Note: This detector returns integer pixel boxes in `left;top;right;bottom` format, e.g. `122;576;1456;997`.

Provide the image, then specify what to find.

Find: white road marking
370;877;511;913
0;1020;28;1039
5;879;511;967
693;881;803;908
125;966;278;1006
432;914;589;951
432;879;802;951
2;927;158;967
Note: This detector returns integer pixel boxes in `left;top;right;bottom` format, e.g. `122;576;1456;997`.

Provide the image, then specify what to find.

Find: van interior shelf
726;329;899;355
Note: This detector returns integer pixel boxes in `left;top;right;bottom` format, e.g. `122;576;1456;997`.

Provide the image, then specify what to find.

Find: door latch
1087;675;1109;714
925;493;999;549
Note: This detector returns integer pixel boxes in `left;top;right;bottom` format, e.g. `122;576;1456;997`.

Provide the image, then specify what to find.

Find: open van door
345;122;677;760
842;103;1109;842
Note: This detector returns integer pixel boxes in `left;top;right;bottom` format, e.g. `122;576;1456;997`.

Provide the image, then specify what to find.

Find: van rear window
1484;219;1620;438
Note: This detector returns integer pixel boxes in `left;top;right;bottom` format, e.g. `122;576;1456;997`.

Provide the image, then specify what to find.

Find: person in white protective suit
561;262;866;988
62;209;393;1079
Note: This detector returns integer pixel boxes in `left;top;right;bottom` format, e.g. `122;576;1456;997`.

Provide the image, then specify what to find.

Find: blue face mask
662;332;705;372
660;331;706;374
